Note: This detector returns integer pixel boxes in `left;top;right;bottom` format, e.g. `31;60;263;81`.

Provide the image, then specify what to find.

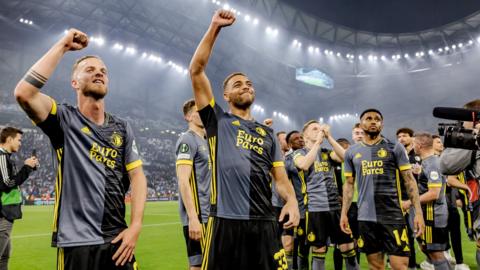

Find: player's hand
279;200;300;229
211;9;236;28
263;118;273;127
188;218;203;241
413;213;425;238
340;213;352;235
401;200;411;211
314;129;325;145
320;124;331;139
111;223;141;266
58;28;89;52
24;157;39;168
411;163;421;175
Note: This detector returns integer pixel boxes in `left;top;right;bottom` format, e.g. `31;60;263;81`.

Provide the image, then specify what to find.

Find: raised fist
211;9;236;28
263;118;273;127
60;28;89;51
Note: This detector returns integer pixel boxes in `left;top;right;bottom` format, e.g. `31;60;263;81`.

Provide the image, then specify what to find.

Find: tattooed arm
340;176;355;234
400;169;425;237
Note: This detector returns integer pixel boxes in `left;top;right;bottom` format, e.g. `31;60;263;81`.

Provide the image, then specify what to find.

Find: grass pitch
10;202;478;269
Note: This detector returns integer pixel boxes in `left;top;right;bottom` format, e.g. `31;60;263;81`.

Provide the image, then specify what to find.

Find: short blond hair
222;72;247;91
72;55;101;77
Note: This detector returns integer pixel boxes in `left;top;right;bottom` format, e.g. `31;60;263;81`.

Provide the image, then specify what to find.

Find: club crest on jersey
430;171;440;180
354;153;362;159
415;156;421;162
231;120;240;126
81;126;92;136
377;148;387;158
256;127;266;137
307;232;316;242
111;132;123;147
321;152;328;160
179;143;190;153
297;227;304;236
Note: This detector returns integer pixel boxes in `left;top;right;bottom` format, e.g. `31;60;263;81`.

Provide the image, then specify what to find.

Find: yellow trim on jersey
53;148;63;232
395;169;405;215
272;161;285;168
344;172;353;177
427;183;442;188
57;248;64;270
176;160;193;166
126;159;143;171
208;136;217;205
190;170;200;215
201;217;214;270
399;164;412;171
293;153;303;164
209;98;215;108
50;98;57;115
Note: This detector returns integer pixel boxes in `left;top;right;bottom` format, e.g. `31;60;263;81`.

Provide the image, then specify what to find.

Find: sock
311;252;326;270
297;242;309;270
333;247;343;270
431;258;452;270
342;249;359;270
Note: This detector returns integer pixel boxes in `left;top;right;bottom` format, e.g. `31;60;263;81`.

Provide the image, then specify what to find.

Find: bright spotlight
381;55;386;60
404;53;409;58
244;15;251;22
324;49;329;54
368;55;373;61
458;43;463;48
29;21;33;25
19;18;24;23
358;55;363;60
438;48;443;52
125;47;136;55
315;47;320;53
141;52;148;58
336;52;341;57
452;44;456;49
223;4;230;10
444;46;450;51
253;18;259;25
113;43;124;50
308;46;314;53
428;49;434;55
469;40;474;45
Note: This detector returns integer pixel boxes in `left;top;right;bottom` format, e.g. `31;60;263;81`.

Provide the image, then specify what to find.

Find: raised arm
14;28;88;123
321;124;345;162
294;131;323;171
189;10;235;110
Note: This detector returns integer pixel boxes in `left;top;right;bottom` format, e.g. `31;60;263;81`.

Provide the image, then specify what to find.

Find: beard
82;84;107;100
231;94;254;110
364;129;381;139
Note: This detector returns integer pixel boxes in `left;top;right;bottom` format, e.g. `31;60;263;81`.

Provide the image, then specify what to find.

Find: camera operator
0;127;38;270
439;99;480;268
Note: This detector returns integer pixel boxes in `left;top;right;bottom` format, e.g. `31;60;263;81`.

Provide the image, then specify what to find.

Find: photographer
0;127;38;270
439;99;480;268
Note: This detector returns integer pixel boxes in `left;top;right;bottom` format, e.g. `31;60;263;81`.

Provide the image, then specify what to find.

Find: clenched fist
59;28;89;52
211;9;236;28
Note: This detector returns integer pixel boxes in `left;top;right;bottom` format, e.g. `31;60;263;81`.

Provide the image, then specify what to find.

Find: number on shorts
393;228;408;246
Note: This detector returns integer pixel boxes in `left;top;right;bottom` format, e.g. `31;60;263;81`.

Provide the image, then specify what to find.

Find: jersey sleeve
424;163;443;188
393;143;412;171
343;148;355;177
293;148;307;168
198;98;224;136
271;136;284;168
175;133;198;167
36;98;66;150
124;121;143;172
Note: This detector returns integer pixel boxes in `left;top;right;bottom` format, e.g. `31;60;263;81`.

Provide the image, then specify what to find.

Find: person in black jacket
0;127;38;270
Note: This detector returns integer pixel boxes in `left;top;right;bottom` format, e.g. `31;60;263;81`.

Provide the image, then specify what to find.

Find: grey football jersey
175;130;211;226
37;99;142;247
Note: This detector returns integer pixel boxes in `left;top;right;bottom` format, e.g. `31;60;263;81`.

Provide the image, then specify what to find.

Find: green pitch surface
10;202;478;269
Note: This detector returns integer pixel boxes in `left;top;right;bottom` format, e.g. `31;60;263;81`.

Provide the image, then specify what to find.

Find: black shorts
57;243;138;270
296;218;307;242
201;217;287;270
183;225;206;266
358;221;410;257
306;210;353;247
347;202;359;239
417;225;449;252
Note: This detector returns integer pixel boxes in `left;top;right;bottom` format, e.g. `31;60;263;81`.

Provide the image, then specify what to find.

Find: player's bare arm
340;176;355;234
189;10;235;110
112;166;147;266
14;28;88;123
176;164;203;241
400;169;425;237
271;166;300;229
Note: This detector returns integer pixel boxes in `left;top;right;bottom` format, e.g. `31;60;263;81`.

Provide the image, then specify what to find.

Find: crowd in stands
0;107;184;202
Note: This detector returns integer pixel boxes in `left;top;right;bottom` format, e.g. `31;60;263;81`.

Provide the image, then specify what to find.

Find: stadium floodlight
315;47;320;53
420;51;424;56
29;21;33;25
337;52;341;57
215;1;221;6
391;55;396;60
381;55;386;60
428;50;434;55
142;52;148;58
125;47;136;55
358;55;363;60
19;18;24;23
469;40;474;45
444;46;450;51
253;18;259;25
244;15;251;22
113;43;124;50
223;4;230;10
368;55;373;61
308;46;314;53
458;43;463;48
324;49;329;54
404;53;409;58
452;44;456;49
